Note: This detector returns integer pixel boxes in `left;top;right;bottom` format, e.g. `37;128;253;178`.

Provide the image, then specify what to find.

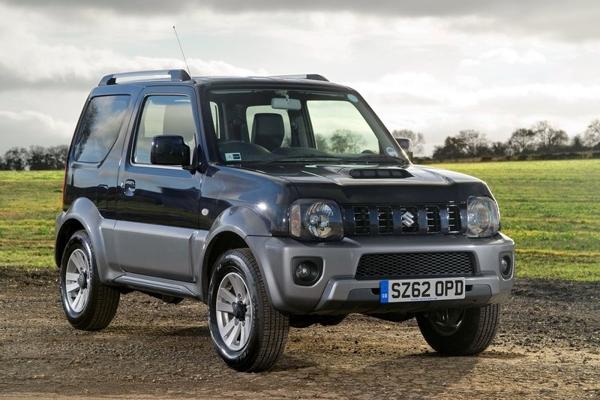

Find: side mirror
150;135;191;166
395;137;411;152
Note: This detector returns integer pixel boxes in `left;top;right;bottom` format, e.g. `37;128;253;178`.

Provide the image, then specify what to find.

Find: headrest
252;113;285;151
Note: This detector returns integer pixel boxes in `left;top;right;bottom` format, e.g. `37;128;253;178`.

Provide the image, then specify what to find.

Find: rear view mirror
150;135;190;166
271;97;301;111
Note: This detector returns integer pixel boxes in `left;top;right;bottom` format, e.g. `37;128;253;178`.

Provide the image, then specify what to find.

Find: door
114;87;203;281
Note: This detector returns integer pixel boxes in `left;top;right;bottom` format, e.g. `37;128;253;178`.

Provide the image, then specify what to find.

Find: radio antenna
172;25;191;77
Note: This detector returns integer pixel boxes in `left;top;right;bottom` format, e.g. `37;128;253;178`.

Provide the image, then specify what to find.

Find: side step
113;273;201;299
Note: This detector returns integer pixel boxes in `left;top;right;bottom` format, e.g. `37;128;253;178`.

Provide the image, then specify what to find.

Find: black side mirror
150;135;191;166
395;137;411;152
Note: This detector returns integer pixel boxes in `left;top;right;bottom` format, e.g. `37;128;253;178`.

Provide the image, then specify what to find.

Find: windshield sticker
385;147;399;157
347;94;359;103
225;152;242;162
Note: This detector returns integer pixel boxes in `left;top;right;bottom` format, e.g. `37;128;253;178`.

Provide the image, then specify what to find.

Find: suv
56;70;514;372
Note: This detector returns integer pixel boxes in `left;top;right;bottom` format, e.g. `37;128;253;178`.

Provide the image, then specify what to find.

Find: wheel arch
199;205;273;301
201;231;249;299
55;218;86;268
55;198;110;279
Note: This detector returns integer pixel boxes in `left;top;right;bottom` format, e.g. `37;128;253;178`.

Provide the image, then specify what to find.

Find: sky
2;1;600;155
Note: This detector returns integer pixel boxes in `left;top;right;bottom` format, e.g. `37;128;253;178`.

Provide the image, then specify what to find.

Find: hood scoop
348;168;413;179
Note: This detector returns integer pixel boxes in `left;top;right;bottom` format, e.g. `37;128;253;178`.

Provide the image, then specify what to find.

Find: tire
59;230;120;331
208;248;289;372
416;304;500;356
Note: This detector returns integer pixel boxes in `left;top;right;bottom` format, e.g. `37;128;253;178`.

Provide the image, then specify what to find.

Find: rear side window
72;95;130;163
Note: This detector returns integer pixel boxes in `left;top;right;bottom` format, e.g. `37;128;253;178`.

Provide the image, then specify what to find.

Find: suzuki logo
401;211;415;227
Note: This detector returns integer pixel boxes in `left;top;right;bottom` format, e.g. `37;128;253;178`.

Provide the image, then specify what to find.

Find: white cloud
1;2;600;155
353;72;600;152
5;0;600;41
461;48;547;67
0;110;72;149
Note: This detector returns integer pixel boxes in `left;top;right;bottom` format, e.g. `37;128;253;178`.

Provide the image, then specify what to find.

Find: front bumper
246;233;515;315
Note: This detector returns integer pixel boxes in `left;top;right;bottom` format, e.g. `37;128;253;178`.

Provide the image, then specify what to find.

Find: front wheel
208;248;289;372
416;304;500;356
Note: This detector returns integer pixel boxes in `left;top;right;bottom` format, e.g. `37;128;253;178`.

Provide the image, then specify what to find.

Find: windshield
206;88;408;165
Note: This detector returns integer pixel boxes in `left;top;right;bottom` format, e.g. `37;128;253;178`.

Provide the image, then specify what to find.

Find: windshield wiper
261;155;344;164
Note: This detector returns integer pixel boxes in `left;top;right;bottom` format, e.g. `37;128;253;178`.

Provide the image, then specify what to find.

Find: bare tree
532;121;568;149
456;129;489;156
3;147;29;170
571;134;586;151
508;128;537;154
490;141;510;156
583;119;600;148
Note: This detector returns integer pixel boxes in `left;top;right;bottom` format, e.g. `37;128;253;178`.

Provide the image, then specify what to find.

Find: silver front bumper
246;233;515;315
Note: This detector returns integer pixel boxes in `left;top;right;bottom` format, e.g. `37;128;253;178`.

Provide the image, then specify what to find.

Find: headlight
289;199;343;241
467;196;500;238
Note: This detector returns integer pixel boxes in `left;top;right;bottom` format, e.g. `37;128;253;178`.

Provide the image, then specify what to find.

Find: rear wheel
416;304;500;356
208;248;289;372
59;230;120;331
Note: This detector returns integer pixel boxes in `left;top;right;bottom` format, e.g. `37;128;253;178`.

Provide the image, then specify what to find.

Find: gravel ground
0;268;598;399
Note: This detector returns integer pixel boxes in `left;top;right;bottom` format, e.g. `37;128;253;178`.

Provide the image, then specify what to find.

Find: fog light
292;258;323;286
500;255;513;279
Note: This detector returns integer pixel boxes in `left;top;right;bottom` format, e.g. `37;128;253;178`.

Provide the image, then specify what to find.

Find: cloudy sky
2;0;600;155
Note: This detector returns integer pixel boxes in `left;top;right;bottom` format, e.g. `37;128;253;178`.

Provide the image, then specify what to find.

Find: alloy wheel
215;272;253;351
64;248;91;313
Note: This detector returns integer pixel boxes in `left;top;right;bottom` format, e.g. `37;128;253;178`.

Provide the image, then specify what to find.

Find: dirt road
0;268;598;399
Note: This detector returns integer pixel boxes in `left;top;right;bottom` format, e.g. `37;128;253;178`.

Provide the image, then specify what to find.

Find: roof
96;69;352;91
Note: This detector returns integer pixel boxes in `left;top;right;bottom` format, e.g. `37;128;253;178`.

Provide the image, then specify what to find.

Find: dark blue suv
56;70;514;372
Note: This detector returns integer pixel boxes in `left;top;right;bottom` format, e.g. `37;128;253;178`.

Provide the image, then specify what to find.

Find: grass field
0;160;598;281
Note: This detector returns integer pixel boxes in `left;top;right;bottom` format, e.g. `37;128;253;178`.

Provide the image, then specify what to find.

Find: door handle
120;179;136;197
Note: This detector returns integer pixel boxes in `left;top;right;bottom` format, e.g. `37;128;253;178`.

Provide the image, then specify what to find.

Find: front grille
426;206;441;233
377;207;393;234
348;204;464;236
448;205;461;233
354;206;370;235
355;252;476;280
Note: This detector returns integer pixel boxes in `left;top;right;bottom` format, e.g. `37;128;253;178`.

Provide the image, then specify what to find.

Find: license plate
380;278;466;303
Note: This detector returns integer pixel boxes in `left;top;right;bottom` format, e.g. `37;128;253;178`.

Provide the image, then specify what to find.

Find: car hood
244;163;476;186
238;163;492;204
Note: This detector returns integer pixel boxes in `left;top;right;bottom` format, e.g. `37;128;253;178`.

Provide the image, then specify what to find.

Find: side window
133;95;196;165
246;105;291;147
72;95;130;163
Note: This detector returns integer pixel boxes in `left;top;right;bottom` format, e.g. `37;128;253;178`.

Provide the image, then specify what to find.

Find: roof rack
98;69;192;86
268;74;329;82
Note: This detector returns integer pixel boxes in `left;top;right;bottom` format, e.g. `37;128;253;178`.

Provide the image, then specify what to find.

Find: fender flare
199;206;273;298
55;198;112;281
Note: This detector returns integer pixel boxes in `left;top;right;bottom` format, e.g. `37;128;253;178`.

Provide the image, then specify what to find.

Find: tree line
0;145;69;170
400;120;600;162
3;119;600;169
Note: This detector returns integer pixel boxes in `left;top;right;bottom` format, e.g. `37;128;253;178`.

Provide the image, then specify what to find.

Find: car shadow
270;354;318;371
408;349;526;360
169;325;211;337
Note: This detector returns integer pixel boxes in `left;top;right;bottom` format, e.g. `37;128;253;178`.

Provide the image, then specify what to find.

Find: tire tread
208;248;288;372
417;304;500;356
61;230;120;331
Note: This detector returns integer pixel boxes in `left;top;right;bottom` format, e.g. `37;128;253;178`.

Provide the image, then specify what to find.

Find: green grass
436;160;600;281
0;170;63;269
0;160;598;281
